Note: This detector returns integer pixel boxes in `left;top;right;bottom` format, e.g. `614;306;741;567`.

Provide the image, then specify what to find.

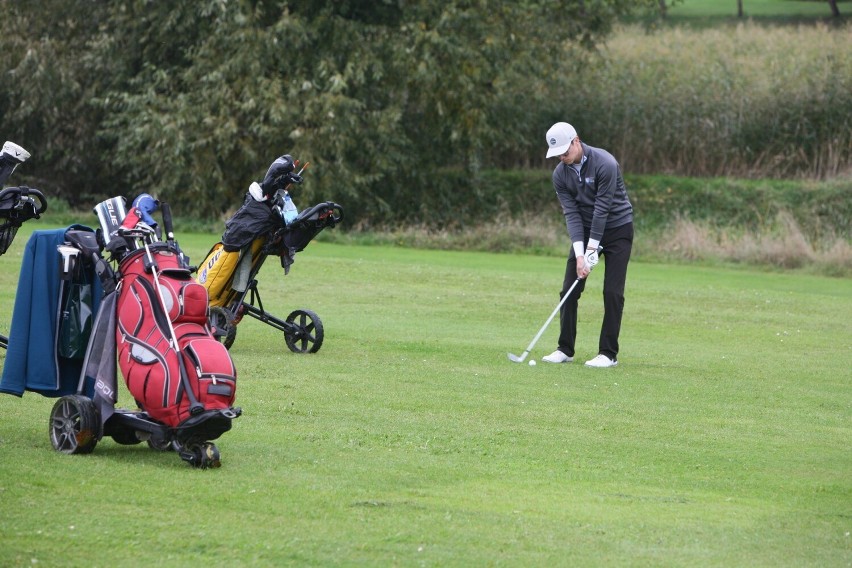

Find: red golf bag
115;243;236;428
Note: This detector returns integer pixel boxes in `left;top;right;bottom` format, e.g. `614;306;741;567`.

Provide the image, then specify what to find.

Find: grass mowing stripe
666;0;841;19
0;233;849;566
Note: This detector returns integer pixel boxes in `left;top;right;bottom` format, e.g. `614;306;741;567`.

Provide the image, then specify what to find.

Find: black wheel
209;306;237;349
285;309;324;354
146;438;177;452
110;428;143;445
179;442;221;469
49;395;99;454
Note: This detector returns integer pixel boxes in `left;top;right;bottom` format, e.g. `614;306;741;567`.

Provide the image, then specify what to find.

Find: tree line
0;0;662;224
1;0;844;228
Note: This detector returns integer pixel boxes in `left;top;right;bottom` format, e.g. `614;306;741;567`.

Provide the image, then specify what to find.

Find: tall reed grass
554;22;852;179
659;211;852;275
322;211;852;278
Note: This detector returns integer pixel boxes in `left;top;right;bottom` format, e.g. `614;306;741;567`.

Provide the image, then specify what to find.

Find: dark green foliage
1;0;846;231
625;176;851;238
0;2;111;202
476;170;850;242
364;165;849;246
0;0;658;220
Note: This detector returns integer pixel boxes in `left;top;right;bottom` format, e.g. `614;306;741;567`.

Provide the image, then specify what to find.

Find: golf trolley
0;187;48;350
46;199;241;469
0;141;47;349
206;200;344;352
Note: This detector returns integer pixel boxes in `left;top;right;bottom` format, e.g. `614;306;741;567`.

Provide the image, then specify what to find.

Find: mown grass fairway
0;230;850;566
666;0;843;20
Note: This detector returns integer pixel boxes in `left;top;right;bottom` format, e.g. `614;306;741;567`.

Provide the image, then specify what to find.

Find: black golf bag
196;159;343;352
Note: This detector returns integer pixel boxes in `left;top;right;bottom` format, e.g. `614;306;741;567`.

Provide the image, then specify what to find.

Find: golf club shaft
518;277;581;357
143;239;204;414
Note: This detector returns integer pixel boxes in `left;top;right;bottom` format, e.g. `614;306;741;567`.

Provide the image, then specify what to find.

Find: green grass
665;0;845;23
0;227;850;566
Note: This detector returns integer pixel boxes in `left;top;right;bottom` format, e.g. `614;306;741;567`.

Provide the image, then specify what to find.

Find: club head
507;352;527;363
2;141;30;163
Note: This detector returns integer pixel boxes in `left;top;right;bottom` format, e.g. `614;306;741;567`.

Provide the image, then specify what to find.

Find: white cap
545;122;577;158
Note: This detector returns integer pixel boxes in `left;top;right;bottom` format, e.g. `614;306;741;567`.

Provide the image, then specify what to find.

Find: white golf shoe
542;350;573;363
584;354;618;368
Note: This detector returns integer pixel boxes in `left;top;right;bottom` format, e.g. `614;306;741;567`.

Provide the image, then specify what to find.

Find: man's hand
584;248;599;270
576;254;589;279
576;247;600;279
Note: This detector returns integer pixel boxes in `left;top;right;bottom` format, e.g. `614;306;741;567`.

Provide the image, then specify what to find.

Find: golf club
507;246;601;363
507;277;581;363
0;141;30;186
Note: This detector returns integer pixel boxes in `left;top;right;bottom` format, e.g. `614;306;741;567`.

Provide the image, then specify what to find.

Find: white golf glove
584;248;599;270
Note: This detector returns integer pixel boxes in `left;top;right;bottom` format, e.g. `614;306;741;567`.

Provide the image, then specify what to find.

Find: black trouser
557;221;633;360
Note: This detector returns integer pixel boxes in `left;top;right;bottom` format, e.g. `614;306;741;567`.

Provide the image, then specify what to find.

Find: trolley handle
0;186;48;215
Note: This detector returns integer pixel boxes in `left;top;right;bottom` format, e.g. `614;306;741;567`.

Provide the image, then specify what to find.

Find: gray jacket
552;142;633;247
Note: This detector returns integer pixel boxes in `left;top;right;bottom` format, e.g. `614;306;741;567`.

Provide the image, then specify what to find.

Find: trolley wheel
110;428;143;445
179;442;221;469
209;306;237;349
49;395;99;455
146;438;177;452
284;309;324;354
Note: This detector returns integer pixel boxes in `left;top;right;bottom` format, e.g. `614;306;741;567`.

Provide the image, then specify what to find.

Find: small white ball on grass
528;359;536;366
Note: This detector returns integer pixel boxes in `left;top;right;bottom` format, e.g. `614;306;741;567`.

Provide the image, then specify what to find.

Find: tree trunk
659;0;667;18
828;0;840;18
737;0;743;18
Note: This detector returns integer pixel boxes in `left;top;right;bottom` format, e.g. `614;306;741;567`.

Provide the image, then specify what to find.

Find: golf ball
529;360;536;366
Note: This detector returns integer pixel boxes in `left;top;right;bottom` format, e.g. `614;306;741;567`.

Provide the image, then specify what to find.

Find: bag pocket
117;335;173;412
200;376;236;399
177;281;209;323
58;277;94;359
182;337;237;406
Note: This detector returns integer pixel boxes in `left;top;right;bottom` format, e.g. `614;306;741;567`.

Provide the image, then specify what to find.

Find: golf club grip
161;202;175;239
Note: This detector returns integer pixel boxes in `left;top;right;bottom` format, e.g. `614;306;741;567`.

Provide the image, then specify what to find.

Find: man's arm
586;157;619;253
553;167;586;259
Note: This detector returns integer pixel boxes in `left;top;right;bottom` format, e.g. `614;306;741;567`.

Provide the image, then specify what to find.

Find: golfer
541;122;634;368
